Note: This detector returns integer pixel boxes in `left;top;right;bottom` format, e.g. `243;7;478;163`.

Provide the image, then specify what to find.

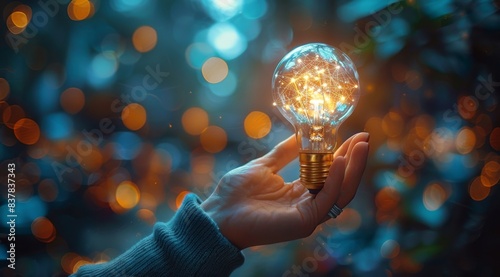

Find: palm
202;133;369;249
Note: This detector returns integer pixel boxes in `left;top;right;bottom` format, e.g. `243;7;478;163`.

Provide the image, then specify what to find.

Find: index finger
256;135;299;173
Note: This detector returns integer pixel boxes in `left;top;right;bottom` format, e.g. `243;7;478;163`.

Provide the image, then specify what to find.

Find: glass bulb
272;43;360;193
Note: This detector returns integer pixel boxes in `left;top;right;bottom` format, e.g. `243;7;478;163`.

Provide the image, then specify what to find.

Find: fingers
334;132;369;158
336;141;369;208
257;135;299;173
313;157;345;221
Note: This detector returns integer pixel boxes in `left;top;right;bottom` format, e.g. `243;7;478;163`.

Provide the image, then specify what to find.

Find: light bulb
272;43;360;194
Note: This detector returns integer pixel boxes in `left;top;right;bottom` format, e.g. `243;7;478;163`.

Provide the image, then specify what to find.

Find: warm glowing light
458;96;477;119
0;78;10;101
115;181;140;209
182;107;209;135
175;191;190;210
80;148;103;172
423;183;448;211
200;125;227;153
382;111;404;138
244;111;272;139
202;57;228;83
272;43;359;154
3;105;25;129
490;127;500;151
6;6;32;34
14;118;40;145
73;259;91;273
60;87;85;114
68;0;94;21
481;161;500;187
469;177;490;201
414;115;434;139
31;217;56;243
11;11;28;27
137;209;156;225
61;253;80;274
375;187;400;211
456;127;475;154
132;26;158;53
122;103;147;130
273;44;363;194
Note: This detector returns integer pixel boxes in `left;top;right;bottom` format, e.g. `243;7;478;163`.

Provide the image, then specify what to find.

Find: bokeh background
1;0;500;276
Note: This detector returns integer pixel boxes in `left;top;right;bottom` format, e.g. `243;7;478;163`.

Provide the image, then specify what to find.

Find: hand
201;132;370;249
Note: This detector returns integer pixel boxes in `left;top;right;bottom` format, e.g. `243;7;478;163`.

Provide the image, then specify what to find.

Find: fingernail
359;132;370;142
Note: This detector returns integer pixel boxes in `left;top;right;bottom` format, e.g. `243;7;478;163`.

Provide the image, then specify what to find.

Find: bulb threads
299;152;334;194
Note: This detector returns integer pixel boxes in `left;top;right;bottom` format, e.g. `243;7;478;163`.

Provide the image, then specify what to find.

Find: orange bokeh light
244;111;272;139
202;57;228;84
3;104;25;129
137;208;156;225
61;252;80;274
115;181;140;209
376;187;400;211
132;26;157;53
121;103;147;131
11;11;28;27
469;177;490;201
182;107;209;135
6;7;31;34
14;118;40;145
382;111;404;138
31;217;56;243
60;87;85;114
423;183;448;211
68;0;94;21
175;191;190;210
0;78;10;101
455;127;476;154
200;125;227;153
481;161;500;187
490;127;500;151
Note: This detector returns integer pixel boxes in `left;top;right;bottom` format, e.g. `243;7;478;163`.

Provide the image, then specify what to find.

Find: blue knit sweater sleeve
72;194;244;276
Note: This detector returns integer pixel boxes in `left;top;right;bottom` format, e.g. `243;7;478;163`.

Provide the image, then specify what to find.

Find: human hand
201;132;369;249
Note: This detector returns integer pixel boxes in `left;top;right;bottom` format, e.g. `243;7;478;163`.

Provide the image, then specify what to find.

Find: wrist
201;197;242;249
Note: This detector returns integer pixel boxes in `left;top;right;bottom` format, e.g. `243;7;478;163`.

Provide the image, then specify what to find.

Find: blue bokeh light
201;0;243;22
42;113;74;140
156;143;182;170
34;72;60;114
242;0;268;19
87;53;118;88
208;71;238;97
186;43;215;69
111;132;142;160
208;23;248;60
111;0;149;13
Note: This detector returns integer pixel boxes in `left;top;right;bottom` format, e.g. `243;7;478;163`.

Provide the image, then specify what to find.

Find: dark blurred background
1;0;499;276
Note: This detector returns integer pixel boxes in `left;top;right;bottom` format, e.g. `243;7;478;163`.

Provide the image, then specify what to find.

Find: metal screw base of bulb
299;152;334;194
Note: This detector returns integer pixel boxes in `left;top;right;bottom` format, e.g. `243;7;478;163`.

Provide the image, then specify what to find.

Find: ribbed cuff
73;193;244;277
